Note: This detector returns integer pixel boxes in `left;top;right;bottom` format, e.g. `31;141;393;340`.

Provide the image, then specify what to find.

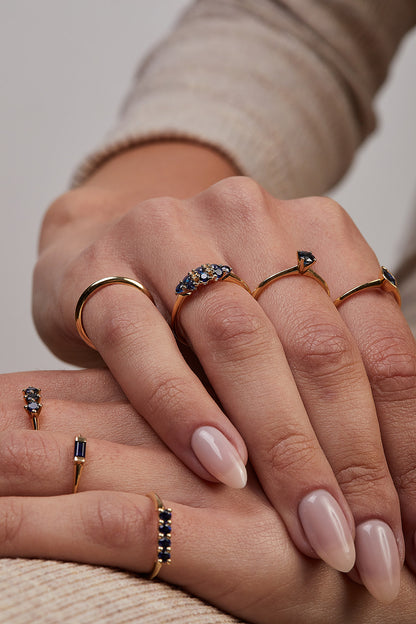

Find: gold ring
334;266;401;308
252;251;330;300
22;387;42;430
73;435;87;493
75;276;155;350
172;263;251;344
146;492;172;580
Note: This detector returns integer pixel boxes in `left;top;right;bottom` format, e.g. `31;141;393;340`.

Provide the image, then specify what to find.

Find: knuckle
97;308;152;352
392;464;416;498
0;431;50;479
83;492;153;549
204;176;270;227
0;498;24;545
202;297;274;359
334;460;390;498
143;374;190;416
264;429;318;475
289;318;358;380
365;333;416;401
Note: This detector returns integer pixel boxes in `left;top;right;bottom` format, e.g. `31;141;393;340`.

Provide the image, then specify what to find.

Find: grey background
1;1;415;374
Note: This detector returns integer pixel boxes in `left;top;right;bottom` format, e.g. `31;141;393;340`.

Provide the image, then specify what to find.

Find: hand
33;145;416;597
2;369;416;624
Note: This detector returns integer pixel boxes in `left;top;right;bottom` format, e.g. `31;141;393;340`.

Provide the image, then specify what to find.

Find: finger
254;269;403;603
334;282;416;574
0;431;203;499
80;281;248;487
1;371;159;446
180;279;358;573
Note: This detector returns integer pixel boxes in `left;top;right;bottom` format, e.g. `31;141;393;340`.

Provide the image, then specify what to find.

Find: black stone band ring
75;277;155;350
73;435;87;493
252;251;330;300
22;387;42;430
146;492;172;580
333;266;401;308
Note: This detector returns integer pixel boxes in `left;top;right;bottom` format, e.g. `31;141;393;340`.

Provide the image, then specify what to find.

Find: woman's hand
33;144;416;592
2;369;416;623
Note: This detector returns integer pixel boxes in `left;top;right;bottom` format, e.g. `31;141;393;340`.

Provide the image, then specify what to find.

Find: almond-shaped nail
298;489;355;572
191;426;247;489
356;520;401;603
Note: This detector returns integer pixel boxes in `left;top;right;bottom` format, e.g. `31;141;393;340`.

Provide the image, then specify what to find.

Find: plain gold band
334;269;401;308
75;276;155;350
252;266;330;300
171;273;251;345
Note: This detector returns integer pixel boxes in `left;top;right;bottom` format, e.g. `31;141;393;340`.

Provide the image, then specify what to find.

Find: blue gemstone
221;265;231;275
175;282;187;295
382;267;397;286
298;251;315;267
158;551;171;563
24;387;40;397
183;275;196;291
159;524;172;535
26;401;40;413
74;439;86;459
159;509;172;522
158;537;171;549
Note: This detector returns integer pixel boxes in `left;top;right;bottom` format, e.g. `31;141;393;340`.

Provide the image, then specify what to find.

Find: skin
33;141;416;582
2;368;416;624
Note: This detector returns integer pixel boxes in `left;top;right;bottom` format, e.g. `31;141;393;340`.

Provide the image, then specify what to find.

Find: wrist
81;140;239;201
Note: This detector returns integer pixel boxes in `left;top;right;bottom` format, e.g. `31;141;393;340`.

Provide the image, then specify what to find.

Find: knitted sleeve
72;0;416;198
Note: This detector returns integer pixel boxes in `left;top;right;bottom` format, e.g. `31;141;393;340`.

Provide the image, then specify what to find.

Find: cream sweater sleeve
72;0;416;198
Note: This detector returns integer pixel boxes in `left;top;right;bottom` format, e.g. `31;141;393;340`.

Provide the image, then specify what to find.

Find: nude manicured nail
356;520;401;603
298;489;355;572
191;426;247;489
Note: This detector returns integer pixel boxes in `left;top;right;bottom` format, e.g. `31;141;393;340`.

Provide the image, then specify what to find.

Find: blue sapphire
221;265;231;276
159;509;172;522
211;264;223;279
158;537;171;549
158;551;171;563
175;282;187;295
74;438;87;459
382;267;397;286
297;251;315;267
196;266;210;283
24;387;40;397
25;401;40;413
183;275;196;291
159;524;172;535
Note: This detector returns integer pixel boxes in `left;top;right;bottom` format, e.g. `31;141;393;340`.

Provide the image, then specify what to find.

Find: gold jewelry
22;387;42;430
75;276;155;350
73;435;87;493
334;266;401;308
252;251;330;300
146;492;172;580
172;263;251;344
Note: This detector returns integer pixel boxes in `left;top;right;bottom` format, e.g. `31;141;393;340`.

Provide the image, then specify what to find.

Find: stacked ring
171;263;251;344
334;266;401;307
252;251;330;300
75;276;155;350
22;387;42;430
146;492;172;580
73;435;87;493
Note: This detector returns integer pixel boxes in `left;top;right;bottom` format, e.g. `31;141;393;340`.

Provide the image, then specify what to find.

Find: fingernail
191;426;247;489
356;520;401;603
298;489;355;572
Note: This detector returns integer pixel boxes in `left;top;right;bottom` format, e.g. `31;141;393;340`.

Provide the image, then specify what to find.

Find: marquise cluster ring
333;266;401;308
252;251;330;300
75;276;155;350
171;263;251;344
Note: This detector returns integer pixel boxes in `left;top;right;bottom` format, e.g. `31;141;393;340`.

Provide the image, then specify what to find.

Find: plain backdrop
1;1;415;374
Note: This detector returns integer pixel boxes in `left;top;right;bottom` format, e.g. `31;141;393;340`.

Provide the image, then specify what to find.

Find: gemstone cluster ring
22;387;42;430
252;251;330;300
171;263;251;344
333;266;401;308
